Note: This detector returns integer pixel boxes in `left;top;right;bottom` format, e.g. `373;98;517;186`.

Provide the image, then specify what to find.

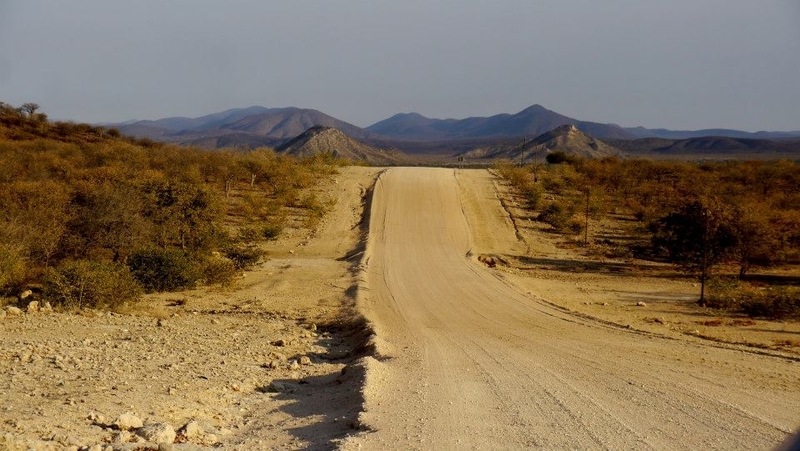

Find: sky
1;1;799;131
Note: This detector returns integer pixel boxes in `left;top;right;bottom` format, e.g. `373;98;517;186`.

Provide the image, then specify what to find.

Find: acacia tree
19;102;40;118
650;198;737;304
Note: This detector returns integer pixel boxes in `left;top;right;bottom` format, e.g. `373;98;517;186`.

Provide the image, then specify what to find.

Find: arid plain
2;167;799;450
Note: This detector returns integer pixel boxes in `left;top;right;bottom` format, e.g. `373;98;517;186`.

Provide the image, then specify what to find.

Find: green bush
706;279;800;319
519;182;543;210
740;287;800;319
202;256;238;286
538;201;583;234
43;260;142;309
238;226;261;244
128;248;200;292
262;222;284;240
223;245;263;270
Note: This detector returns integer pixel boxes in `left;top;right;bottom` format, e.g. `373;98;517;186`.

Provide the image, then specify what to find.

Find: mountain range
108;104;800;156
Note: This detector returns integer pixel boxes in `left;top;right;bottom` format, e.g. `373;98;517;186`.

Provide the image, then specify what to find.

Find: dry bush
43;260;142;309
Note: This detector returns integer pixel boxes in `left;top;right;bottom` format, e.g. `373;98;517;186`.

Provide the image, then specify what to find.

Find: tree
651;198;737;304
19;102;40;118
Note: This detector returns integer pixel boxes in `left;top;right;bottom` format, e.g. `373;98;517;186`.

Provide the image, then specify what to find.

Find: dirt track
344;167;800;450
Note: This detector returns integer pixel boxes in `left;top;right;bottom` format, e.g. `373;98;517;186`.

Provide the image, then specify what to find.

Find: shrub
223;245;263;270
538;201;583;234
740;287;800;319
43;260;142;309
202;256;238;286
128;248;199;292
545;151;577;165
238;226;261;244
262;222;284;240
519;182;543;210
706;279;800;319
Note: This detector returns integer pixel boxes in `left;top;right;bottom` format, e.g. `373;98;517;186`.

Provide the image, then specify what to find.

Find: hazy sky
1;1;799;131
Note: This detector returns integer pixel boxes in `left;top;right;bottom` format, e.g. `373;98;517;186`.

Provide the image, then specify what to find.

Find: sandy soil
3;166;799;450
341;167;800;450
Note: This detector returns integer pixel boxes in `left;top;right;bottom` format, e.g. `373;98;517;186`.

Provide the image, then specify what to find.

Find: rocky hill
277;126;406;165
462;124;623;161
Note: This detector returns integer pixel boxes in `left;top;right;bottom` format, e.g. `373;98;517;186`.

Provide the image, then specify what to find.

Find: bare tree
19;102;40;117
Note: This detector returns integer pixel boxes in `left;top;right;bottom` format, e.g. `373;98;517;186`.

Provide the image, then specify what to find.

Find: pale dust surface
342;167;800;450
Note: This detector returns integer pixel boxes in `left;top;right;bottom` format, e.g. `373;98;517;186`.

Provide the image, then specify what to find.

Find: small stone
179;420;203;439
261;381;296;393
636;301;647;307
137;422;176;445
88;444;103;451
272;339;286;347
113;430;133;443
6;306;22;316
114;412;143;430
157;318;166;327
601;302;609;306
299;356;312;366
288;360;300;370
41;301;53;312
26;301;39;313
18;289;33;301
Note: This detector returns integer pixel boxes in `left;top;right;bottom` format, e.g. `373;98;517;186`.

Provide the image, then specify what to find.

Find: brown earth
2;166;799;450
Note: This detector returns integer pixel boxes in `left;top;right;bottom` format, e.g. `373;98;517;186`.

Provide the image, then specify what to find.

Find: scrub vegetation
0;102;339;308
496;156;800;319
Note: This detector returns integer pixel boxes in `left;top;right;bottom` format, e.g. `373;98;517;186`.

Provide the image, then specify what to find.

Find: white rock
26;301;39;313
636;301;647;307
137;422;176;445
18;289;33;301
41;301;53;312
299;356;312;366
114;412;143;430
6;306;22;316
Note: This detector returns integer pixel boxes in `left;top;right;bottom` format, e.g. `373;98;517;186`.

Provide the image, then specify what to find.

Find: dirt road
345;167;800;450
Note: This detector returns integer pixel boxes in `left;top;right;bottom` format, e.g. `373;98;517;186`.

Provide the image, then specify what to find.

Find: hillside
461;124;623;161
277;126;406;165
607;136;800;157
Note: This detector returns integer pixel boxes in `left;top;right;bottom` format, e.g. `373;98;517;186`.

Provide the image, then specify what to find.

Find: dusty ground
0;167;381;451
2;166;799;450
487;170;800;357
341;167;800;450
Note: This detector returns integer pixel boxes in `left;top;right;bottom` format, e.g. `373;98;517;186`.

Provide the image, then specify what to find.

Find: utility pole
699;207;709;306
584;187;590;245
519;135;527;167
